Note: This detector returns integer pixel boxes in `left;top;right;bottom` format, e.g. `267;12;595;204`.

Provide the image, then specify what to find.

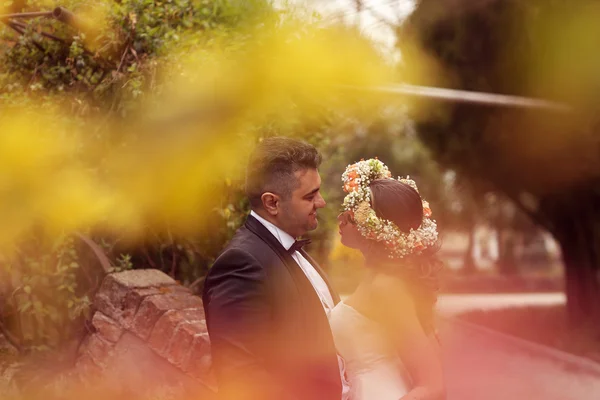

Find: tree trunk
542;192;600;328
496;228;518;275
560;241;600;327
556;229;600;328
463;224;477;274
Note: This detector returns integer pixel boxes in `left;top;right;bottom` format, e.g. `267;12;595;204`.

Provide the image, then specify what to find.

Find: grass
457;305;600;363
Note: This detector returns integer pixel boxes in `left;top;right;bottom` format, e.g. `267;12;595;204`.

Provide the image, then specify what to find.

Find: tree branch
75;233;113;275
8;20;66;42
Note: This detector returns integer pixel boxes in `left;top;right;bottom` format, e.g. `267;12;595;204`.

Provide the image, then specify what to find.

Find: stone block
108;269;178;288
95;286;157;327
76;353;102;382
83;333;114;368
106;332;207;397
167;320;207;368
148;308;205;356
91;312;123;343
184;332;212;381
94;269;187;327
132;292;203;340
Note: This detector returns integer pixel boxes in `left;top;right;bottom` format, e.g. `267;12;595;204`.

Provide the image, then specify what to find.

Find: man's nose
315;193;326;208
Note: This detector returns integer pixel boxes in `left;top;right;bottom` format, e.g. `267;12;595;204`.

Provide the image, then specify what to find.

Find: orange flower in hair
422;201;432;218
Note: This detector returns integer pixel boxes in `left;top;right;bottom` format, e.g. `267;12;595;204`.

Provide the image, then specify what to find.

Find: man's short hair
246;137;322;209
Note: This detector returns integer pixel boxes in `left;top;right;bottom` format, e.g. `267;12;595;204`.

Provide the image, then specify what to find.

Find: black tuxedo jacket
203;215;342;400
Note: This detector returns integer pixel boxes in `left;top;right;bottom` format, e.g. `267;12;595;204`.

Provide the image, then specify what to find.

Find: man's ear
261;192;279;216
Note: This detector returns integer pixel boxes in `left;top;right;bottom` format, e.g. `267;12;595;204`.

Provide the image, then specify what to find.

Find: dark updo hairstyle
369;179;442;335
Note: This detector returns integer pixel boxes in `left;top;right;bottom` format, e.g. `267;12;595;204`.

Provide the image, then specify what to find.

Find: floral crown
341;158;439;259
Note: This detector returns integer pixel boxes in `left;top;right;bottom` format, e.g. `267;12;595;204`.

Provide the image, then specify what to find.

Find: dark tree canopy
402;0;600;326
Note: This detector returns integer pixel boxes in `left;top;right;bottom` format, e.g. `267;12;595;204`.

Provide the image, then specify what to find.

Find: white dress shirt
250;211;350;398
250;211;334;312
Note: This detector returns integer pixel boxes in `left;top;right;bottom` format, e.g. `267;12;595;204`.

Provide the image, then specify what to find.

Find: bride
329;159;445;400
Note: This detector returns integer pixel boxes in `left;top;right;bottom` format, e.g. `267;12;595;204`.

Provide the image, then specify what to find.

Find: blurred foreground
3;0;600;398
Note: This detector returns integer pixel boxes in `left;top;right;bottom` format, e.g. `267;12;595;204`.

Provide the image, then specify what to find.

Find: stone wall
77;269;215;398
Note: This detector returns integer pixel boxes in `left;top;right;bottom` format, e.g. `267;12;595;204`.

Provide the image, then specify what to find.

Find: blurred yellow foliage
0;113;112;248
329;234;363;265
0;13;397;252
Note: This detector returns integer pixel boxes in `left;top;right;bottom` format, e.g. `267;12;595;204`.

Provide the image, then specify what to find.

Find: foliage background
0;0;403;355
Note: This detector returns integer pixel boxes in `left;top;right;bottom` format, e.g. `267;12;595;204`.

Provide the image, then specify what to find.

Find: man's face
278;168;326;238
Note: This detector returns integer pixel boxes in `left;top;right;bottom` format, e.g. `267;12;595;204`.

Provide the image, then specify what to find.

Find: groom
203;137;345;400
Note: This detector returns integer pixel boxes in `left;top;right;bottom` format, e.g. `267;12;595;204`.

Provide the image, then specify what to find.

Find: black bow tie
288;238;312;254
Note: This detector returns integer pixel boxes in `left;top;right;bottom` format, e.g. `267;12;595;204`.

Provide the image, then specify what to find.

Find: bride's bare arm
370;274;446;400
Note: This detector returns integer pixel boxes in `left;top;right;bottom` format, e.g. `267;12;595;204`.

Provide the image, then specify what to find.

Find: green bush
0;0;276;351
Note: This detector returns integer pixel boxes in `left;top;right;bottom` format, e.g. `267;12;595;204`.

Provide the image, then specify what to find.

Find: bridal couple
202;137;445;400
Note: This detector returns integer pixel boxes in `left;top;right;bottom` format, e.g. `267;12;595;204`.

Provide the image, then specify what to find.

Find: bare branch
0;11;53;20
75;233;113;275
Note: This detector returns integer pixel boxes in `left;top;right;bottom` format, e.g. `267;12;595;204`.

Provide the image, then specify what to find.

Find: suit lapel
245;215;341;305
245;215;322;308
245;215;295;264
244;215;342;391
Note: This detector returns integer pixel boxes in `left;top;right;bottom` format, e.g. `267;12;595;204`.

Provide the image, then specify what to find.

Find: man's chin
306;221;319;232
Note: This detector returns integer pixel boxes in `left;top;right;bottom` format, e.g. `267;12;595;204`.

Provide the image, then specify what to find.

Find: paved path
439;319;600;400
437;292;565;316
435;292;599;400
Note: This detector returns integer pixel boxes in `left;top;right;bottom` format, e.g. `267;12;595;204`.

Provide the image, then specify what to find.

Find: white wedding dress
329;302;412;400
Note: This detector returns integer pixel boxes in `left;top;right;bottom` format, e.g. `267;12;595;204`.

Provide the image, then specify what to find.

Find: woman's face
338;211;364;249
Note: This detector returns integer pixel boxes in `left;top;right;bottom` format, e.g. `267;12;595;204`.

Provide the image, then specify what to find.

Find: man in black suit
203;137;345;400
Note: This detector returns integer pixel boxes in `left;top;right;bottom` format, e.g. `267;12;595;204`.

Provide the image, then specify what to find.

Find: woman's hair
369;179;442;334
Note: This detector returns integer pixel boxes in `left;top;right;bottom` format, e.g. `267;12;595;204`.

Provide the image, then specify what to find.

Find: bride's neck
361;247;388;268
